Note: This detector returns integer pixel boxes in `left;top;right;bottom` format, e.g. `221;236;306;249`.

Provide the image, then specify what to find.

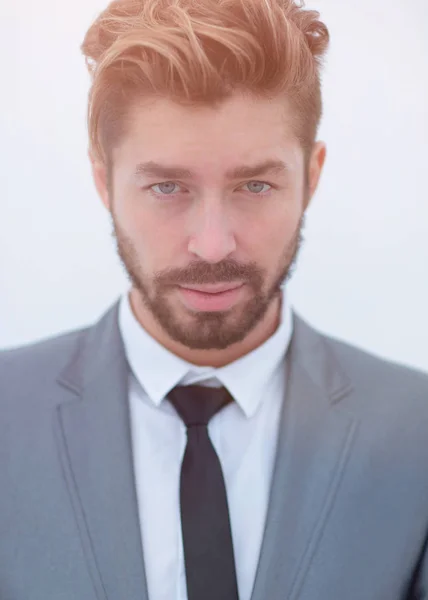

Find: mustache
157;262;260;287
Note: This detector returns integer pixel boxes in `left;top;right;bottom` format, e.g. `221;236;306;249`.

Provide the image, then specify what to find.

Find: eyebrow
134;159;291;180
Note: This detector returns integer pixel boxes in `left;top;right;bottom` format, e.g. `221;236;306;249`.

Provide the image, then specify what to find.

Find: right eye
150;182;183;196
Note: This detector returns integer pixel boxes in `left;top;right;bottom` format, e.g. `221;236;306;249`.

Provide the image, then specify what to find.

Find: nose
188;198;237;263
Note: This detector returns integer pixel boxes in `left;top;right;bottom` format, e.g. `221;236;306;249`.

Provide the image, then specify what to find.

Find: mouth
179;282;244;294
177;283;245;312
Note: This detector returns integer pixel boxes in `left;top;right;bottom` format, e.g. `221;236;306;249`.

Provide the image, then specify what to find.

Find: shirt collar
118;286;294;418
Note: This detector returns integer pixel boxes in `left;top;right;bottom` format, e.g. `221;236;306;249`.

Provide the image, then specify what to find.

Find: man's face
93;92;325;353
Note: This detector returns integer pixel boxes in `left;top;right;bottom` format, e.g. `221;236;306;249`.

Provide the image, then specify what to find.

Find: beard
110;210;306;350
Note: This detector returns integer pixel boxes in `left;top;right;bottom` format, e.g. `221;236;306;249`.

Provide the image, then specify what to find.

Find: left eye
243;181;272;194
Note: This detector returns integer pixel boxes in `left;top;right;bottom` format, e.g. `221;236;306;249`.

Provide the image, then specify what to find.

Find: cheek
136;214;185;272
244;208;298;253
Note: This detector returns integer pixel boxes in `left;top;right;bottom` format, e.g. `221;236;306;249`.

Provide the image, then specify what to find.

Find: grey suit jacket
2;300;428;600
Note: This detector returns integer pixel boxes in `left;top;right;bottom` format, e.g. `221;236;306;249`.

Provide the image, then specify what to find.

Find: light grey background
1;0;427;371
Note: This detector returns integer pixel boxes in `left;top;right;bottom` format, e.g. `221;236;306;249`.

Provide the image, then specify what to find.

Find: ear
304;141;327;211
88;149;111;212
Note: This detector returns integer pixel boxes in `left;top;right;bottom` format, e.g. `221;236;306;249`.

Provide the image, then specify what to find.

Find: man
1;0;428;599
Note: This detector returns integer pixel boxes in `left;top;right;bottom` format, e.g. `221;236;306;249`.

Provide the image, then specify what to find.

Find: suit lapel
54;301;149;600
250;313;360;600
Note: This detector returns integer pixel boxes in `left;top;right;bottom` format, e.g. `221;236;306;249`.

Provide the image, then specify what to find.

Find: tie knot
168;385;234;428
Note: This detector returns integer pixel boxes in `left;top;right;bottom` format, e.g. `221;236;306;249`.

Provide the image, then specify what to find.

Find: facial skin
90;92;326;367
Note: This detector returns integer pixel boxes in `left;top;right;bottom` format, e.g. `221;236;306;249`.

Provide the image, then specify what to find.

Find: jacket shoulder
314;327;428;425
323;331;428;392
293;312;428;395
0;326;89;391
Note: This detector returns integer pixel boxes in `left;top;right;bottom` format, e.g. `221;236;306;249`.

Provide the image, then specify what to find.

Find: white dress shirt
118;286;294;600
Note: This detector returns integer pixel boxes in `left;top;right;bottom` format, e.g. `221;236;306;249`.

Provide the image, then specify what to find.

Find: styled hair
81;0;330;167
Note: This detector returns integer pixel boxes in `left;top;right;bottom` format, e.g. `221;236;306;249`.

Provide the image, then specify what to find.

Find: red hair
81;0;330;165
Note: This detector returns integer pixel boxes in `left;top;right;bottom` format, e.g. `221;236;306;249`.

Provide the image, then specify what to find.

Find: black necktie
167;384;240;600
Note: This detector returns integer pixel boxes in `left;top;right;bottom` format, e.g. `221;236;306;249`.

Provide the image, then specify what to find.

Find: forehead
113;92;303;176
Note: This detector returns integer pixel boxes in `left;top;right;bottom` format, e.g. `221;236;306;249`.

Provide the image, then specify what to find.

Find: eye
242;181;273;194
150;181;182;196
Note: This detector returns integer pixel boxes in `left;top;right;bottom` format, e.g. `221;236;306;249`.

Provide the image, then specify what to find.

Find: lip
179;283;244;294
178;284;245;312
